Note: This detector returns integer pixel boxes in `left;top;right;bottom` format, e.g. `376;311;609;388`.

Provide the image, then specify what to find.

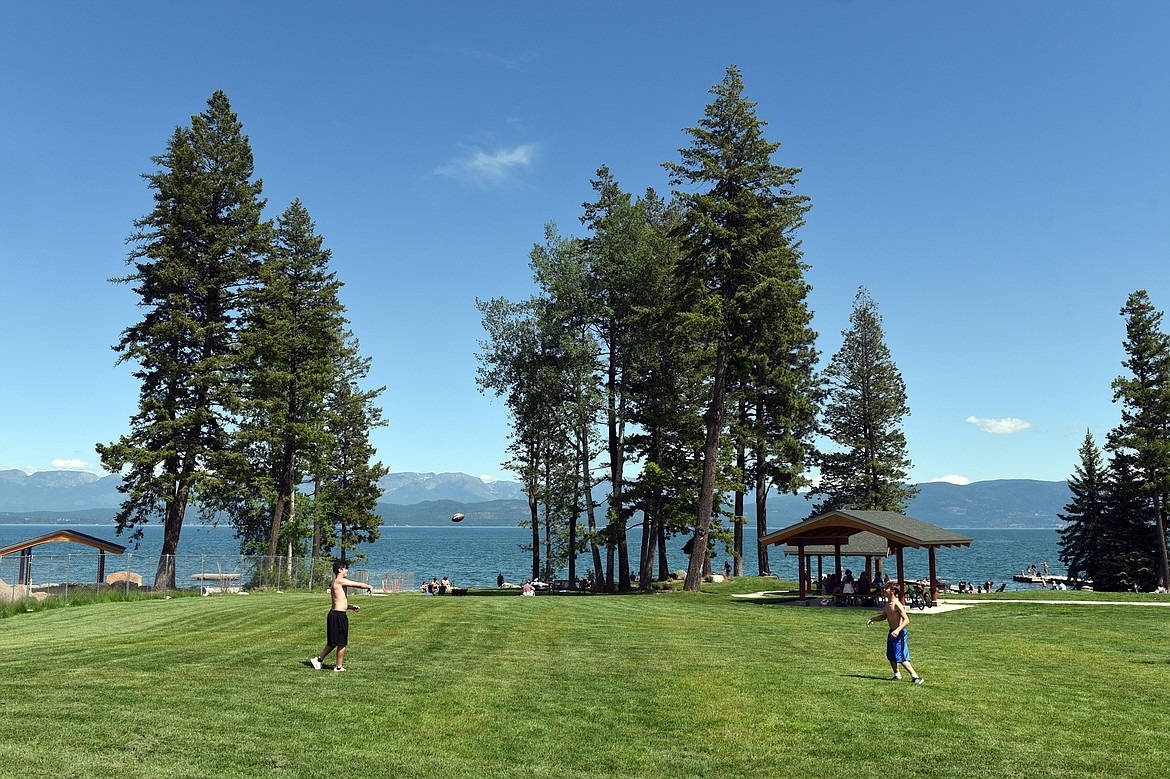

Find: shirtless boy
309;561;373;672
866;583;924;684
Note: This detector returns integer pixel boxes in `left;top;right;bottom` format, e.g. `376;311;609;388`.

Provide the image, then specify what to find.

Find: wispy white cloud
435;143;538;187
965;416;1032;435
930;474;971;485
445;46;542;72
51;458;89;469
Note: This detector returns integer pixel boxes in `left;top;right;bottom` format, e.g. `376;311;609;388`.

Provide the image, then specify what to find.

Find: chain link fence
1;551;416;609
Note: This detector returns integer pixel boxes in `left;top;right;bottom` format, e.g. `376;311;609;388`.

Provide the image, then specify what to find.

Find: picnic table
191;572;242;594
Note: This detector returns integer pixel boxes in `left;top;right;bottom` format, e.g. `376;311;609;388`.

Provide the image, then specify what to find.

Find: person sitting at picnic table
439;576;452;595
521;580;536;596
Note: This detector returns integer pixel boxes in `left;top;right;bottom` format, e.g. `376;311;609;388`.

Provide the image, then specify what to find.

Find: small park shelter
0;529;126;585
760;510;973;605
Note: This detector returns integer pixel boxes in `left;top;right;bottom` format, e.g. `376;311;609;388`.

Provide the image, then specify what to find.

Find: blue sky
1;1;1167;488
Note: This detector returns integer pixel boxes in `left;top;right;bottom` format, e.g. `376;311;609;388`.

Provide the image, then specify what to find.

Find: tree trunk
657;522;670;581
608;356;631;592
733;401;746;576
685;343;730;591
1155;493;1170;589
310;477;323;561
568;507;578;581
528;492;540;580
639;491;659;591
267;442;296;557
155;478;191;590
605;530;615;593
755;449;771;575
581;436;604;591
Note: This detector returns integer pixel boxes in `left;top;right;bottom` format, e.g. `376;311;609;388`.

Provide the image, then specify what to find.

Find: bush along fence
0;551;417;610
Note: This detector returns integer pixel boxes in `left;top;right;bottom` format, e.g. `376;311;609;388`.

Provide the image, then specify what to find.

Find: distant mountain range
0;469;1071;529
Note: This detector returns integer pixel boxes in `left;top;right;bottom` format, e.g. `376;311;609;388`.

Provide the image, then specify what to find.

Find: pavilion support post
797;545;806;601
928;546;938;605
834;543;842;582
895;547;906;605
98;550;106;584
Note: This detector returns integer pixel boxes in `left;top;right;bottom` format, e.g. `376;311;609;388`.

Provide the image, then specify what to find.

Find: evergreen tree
1107;290;1170;589
235;199;346;558
1096;450;1158;591
664;66;812;592
96;91;269;589
623;193;708;587
1058;431;1108;586
812;287;917;514
315;337;388;561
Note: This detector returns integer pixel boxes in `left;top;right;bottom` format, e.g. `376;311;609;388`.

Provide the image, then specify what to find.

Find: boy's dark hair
332;560;347;575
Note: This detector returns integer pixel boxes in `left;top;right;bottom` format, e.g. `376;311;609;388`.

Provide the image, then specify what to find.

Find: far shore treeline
0;475;1076;529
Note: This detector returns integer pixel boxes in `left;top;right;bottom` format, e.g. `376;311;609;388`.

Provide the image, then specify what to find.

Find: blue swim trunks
886;629;910;663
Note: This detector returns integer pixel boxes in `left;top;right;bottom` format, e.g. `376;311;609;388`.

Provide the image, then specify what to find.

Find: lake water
1;523;1062;591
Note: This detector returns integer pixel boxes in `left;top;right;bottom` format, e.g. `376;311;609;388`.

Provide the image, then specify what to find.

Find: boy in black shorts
309;560;373;672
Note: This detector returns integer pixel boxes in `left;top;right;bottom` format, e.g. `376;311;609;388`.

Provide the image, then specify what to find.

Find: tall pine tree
664;65;812;592
812;287;917;514
1107;290;1170;589
1057;431;1108;587
97;91;269;589
235;199;347;558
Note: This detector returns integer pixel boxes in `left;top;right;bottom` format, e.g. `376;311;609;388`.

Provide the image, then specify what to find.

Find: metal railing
0;551;416;610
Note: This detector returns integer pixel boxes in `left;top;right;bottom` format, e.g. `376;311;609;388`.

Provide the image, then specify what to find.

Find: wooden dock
1013;573;1074;585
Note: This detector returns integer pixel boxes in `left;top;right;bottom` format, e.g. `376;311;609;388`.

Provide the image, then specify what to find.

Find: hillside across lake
0;470;1071;529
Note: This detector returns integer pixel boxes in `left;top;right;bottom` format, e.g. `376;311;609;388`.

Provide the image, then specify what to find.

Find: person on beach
309;560;373;672
866;583;924;684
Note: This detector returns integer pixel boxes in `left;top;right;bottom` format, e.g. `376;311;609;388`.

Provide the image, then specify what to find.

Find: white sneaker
309;657;322;671
912;676;924;684
893;673;902;681
334;666;346;672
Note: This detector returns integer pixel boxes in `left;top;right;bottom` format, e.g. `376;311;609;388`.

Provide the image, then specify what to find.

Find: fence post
24;551;32;610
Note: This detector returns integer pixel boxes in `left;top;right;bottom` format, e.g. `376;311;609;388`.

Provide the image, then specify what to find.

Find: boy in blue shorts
866;583;924;684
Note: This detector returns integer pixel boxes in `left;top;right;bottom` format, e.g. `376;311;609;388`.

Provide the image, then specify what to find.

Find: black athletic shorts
326;609;349;647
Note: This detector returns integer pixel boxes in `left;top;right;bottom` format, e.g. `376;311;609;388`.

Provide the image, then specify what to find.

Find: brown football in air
451;513;465;522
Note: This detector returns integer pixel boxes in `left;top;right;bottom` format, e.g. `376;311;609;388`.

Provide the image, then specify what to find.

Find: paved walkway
731;590;1170;614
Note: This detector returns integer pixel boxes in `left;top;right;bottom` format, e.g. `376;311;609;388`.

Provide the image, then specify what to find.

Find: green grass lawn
1;580;1167;778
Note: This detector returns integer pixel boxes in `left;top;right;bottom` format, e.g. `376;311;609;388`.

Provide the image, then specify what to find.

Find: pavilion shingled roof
0;528;127;557
761;509;972;551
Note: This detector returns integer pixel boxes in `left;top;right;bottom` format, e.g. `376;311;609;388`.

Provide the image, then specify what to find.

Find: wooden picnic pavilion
760;510;973;606
0;529;126;585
